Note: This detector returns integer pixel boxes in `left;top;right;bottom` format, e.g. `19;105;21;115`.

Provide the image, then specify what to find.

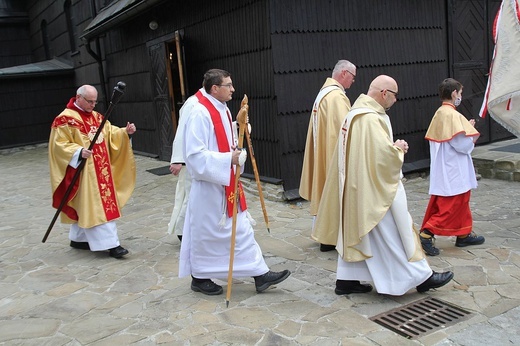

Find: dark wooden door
449;0;511;143
147;31;188;161
148;41;174;161
166;30;189;134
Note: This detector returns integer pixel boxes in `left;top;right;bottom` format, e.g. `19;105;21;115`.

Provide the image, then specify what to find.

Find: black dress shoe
109;246;129;258
254;270;291;292
191;277;223;295
320;243;336;252
335;280;373;295
177;235;182;242
70;241;90;250
416;271;454;293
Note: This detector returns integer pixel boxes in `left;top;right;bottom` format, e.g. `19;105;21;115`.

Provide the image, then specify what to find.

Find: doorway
147;30;188;161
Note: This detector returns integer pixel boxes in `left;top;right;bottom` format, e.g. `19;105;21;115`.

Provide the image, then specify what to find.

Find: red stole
195;92;247;217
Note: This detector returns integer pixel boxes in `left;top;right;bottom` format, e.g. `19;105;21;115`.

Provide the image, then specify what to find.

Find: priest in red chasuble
48;85;136;258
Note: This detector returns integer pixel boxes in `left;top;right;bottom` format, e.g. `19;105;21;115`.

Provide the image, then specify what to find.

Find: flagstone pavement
1;139;520;346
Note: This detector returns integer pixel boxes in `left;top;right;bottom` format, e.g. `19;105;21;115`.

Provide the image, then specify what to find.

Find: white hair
332;60;355;76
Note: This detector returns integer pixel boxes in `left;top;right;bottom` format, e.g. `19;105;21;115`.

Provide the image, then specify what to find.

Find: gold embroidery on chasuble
51;115;82;129
84;113;120;220
88;125;104;144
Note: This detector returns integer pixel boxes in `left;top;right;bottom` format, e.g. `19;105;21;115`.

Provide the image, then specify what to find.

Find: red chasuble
195;92;247;217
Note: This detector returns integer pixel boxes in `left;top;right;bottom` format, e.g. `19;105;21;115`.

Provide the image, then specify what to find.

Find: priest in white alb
179;69;290;295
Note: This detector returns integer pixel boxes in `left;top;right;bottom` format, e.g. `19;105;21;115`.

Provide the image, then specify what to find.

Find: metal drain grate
370;297;473;339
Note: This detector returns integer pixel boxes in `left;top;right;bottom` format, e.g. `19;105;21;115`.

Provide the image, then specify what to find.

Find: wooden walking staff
244;121;270;233
42;82;127;243
226;95;249;307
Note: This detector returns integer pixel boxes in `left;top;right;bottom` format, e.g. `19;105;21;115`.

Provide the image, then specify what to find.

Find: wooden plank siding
0;74;76;148
0;24;32;68
180;0;278;179
0;1;75;149
98;0;280;169
270;0;450;191
449;0;511;144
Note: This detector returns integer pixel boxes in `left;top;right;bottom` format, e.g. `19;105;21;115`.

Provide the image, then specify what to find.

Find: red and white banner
480;0;520;137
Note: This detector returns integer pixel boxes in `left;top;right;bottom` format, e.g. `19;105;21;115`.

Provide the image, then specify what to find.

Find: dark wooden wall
181;0;278;179
449;0;510;143
0;75;76;148
0;0;76;149
0;0;32;68
271;0;451;190
0;0;122;149
100;0;277;169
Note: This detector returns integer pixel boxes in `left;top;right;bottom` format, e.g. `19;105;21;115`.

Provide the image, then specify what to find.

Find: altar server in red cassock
420;78;485;256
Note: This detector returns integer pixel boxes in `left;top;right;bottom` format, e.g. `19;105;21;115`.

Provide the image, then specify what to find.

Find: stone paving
1;142;520;345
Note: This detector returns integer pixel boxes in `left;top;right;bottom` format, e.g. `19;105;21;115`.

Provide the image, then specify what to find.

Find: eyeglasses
217;83;234;89
345;70;356;81
81;95;98;105
383;89;399;97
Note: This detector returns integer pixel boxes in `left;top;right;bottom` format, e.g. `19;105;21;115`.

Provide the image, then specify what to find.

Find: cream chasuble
313;94;424;263
299;78;351;215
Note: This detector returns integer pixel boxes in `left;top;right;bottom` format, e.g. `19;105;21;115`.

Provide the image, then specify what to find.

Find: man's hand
170;163;182;176
126;122;137;135
231;147;247;166
394;139;409;154
81;148;92;159
231;149;242;166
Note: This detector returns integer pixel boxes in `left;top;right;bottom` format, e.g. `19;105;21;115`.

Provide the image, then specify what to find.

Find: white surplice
178;93;268;279
428;134;477;197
